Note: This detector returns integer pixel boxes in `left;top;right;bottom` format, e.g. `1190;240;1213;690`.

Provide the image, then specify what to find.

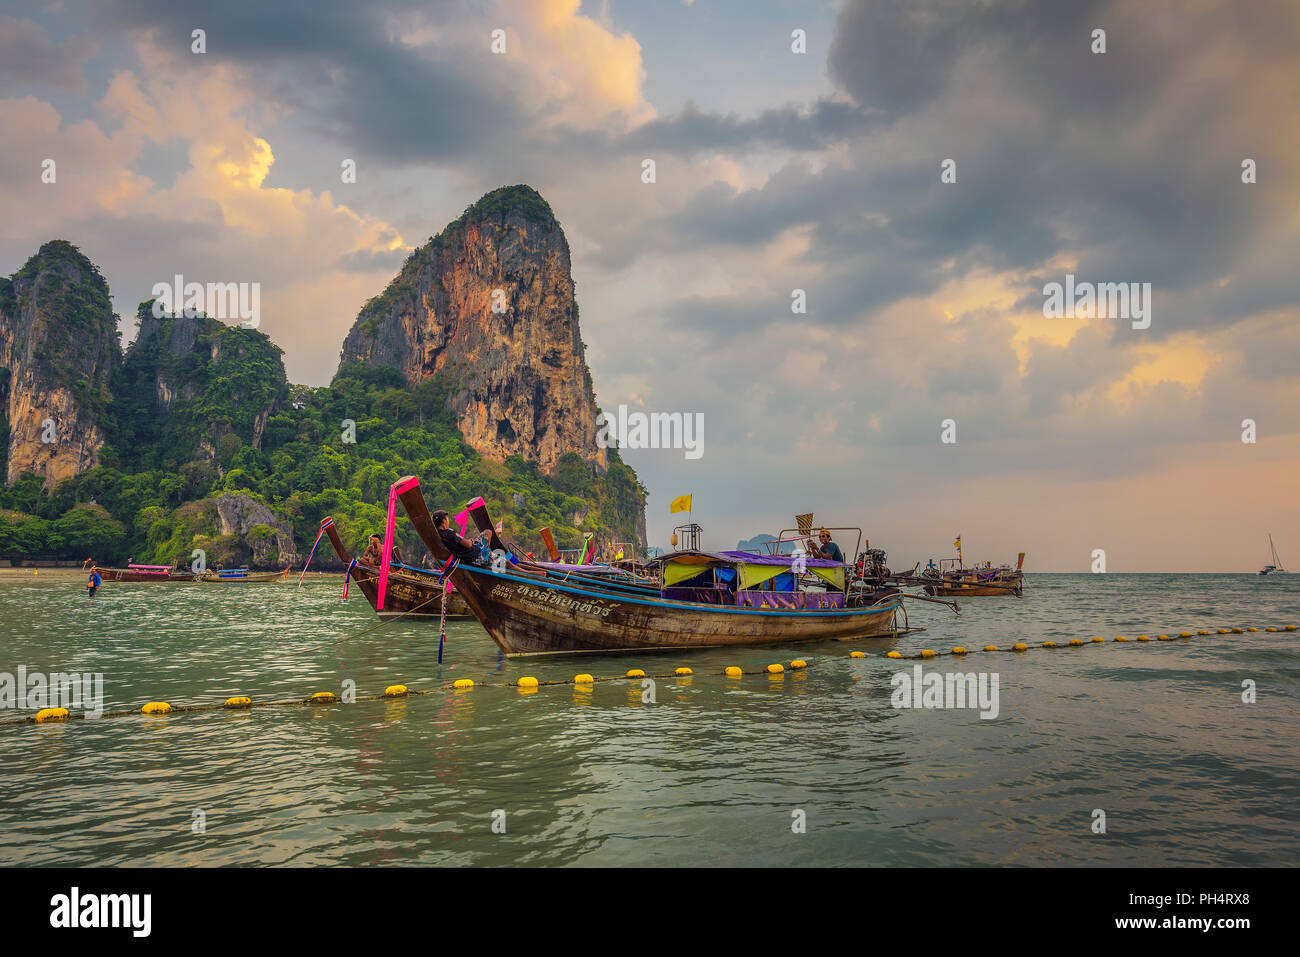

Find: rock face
0;241;121;487
213;493;300;567
114;304;287;467
337;185;607;475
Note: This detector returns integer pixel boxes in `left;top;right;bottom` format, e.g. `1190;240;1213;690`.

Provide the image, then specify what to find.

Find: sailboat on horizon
1259;534;1287;575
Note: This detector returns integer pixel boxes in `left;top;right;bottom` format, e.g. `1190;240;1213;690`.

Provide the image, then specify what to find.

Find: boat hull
453;564;900;656
347;560;472;619
923;582;1022;597
200;570;286;583
95;567;197;582
318;517;470;619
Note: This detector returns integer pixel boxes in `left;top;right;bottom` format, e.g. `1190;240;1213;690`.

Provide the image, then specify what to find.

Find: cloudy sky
3;0;1298;570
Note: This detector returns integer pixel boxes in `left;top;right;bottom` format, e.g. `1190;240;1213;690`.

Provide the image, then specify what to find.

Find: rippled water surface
1;572;1297;866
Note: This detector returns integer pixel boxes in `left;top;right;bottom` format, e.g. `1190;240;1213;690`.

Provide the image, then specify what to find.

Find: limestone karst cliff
337;185;607;475
0;241;121;487
112;303;287;468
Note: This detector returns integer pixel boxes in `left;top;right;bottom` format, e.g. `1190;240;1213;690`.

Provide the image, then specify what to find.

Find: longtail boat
199;568;288;583
318;517;471;619
920;553;1025;597
89;562;197;583
392;477;902;656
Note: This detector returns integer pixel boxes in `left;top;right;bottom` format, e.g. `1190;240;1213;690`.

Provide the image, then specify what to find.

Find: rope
437;576;452;664
9;623;1292;728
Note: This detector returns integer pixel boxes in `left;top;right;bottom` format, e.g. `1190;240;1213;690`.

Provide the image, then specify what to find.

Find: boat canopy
649;550;847;591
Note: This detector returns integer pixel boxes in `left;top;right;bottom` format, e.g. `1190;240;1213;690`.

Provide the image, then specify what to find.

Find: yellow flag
953;536;962;549
615;549;624;560
670;494;693;514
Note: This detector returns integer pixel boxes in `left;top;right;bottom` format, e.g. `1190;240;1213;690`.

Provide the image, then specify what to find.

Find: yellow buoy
517;677;539;688
1091;636;1105;643
34;707;69;722
1217;628;1229;634
1012;643;1027;651
1069;639;1084;646
1198;630;1210;635
849;651;866;659
675;667;693;676
383;685;409;697
724;666;743;678
1042;641;1057;648
1231;628;1243;634
983;645;998;652
309;692;337;703
1158;634;1174;641
453;679;474;690
920;649;935;658
1247;627;1258;632
1114;636;1128;642
574;674;595;684
142;701;172;714
1286;625;1297;631
1137;635;1151;641
886;651;902;659
1266;627;1277;632
766;663;784;674
1179;632;1192;638
952;646;968;655
626;668;645;678
223;696;252;708
790;660;807;669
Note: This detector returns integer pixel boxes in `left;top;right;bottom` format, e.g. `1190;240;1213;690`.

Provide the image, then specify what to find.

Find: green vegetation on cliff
1;355;645;567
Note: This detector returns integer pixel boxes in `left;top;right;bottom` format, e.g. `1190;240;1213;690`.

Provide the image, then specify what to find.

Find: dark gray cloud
0;14;93;93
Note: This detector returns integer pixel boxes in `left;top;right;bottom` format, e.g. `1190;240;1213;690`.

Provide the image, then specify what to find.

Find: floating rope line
6;624;1293;729
855;623;1297;660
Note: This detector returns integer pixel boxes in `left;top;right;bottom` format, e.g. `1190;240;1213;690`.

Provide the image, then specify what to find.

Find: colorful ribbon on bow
298;521;328;585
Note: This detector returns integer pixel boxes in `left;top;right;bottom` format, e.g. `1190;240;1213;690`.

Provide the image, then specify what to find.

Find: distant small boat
200;568;288;583
90;562;197;583
1259;534;1287;575
920;549;1026;597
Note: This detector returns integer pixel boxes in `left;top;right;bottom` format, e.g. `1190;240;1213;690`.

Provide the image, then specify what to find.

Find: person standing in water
87;567;102;597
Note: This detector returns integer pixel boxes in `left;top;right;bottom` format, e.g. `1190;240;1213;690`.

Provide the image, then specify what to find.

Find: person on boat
87;568;102;597
361;535;403;566
807;528;845;563
432;510;488;565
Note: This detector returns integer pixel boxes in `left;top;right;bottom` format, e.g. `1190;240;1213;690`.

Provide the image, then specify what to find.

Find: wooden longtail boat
319;517;471;619
393;477;902;656
199;568;288;583
90;562;198;583
920;555;1025;597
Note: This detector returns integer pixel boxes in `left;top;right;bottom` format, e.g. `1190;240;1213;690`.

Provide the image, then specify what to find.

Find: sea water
1;572;1296;866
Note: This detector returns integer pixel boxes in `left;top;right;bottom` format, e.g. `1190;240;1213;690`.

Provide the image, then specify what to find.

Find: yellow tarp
738;563;786;590
811;566;846;590
664;561;715;587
